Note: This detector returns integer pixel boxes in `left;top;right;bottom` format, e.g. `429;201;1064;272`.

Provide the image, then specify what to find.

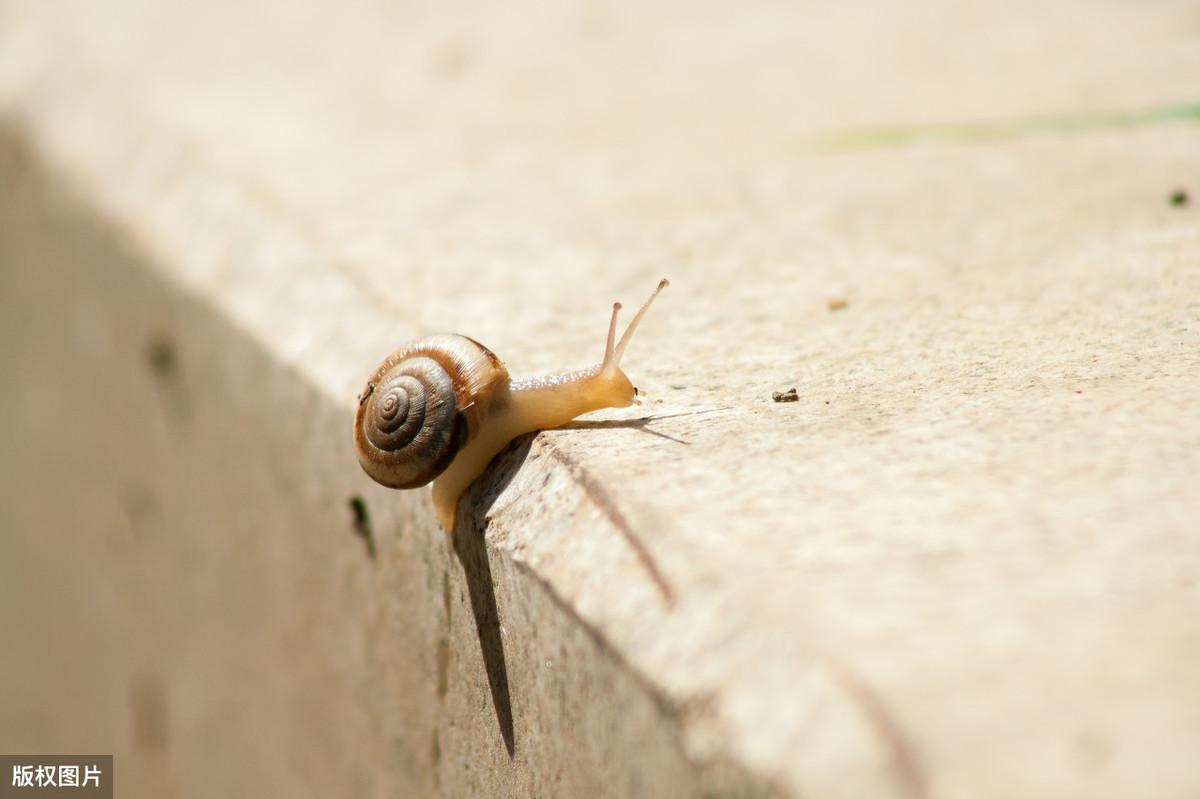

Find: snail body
355;279;668;530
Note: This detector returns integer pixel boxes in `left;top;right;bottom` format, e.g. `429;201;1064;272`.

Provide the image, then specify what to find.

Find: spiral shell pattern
354;334;507;489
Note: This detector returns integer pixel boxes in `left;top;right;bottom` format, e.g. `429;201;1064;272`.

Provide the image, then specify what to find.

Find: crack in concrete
540;440;677;607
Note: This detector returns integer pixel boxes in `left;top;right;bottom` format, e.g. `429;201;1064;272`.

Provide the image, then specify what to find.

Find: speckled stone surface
2;1;1198;796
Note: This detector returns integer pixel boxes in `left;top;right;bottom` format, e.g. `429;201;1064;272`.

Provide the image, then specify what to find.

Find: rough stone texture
2;1;1198;797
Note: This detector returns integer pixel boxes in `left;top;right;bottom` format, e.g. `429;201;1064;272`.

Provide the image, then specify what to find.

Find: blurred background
2;1;1198;797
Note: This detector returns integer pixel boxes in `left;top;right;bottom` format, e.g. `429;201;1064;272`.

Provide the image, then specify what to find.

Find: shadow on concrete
451;435;535;758
561;416;691;445
562;407;735;446
450;413;708;756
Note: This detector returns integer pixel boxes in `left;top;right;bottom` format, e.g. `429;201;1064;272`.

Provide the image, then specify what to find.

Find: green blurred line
813;101;1200;151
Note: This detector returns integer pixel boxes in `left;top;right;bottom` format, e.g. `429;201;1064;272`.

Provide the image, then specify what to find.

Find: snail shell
354;334;508;488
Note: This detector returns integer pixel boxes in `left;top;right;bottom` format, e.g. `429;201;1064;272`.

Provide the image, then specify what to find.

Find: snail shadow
449;413;700;758
560;415;691;445
450;435;536;759
561;407;735;445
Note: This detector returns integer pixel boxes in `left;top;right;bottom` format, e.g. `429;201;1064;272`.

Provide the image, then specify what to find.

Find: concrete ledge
0;127;767;797
3;2;1199;797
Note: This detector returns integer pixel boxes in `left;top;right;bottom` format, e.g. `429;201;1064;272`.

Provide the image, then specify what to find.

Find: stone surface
2;1;1198;797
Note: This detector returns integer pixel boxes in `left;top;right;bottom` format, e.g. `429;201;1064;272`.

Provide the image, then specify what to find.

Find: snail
354;279;669;530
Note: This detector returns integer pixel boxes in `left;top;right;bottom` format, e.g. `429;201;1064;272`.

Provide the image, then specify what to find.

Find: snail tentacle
353;281;668;531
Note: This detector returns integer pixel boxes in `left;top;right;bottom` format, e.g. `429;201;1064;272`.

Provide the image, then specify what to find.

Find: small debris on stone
826;297;849;311
1169;189;1189;208
772;387;799;403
